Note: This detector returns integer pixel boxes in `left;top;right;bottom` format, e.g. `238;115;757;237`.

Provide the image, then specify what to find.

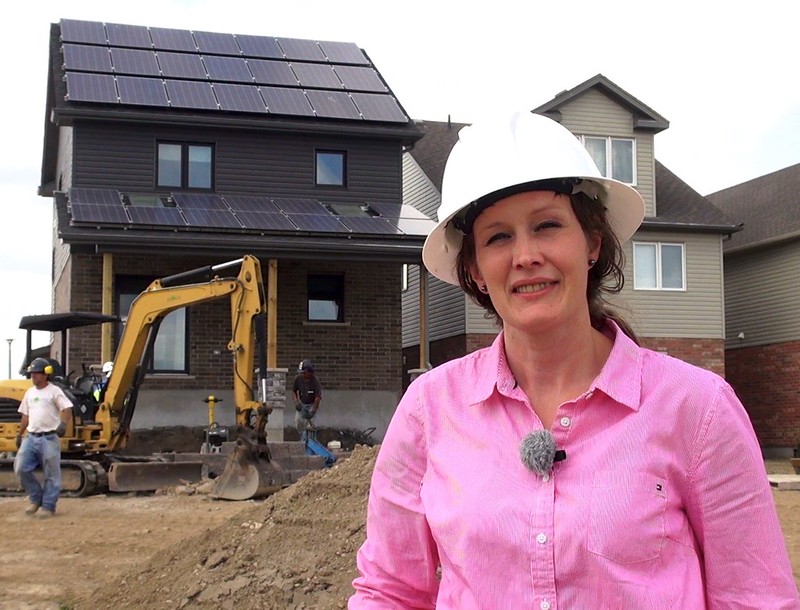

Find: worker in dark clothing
292;360;322;438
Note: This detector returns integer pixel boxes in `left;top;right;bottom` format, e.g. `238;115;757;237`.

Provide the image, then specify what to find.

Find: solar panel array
59;19;409;123
67;188;436;237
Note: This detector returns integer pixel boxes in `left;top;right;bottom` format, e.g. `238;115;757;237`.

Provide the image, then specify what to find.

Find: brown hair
455;191;640;343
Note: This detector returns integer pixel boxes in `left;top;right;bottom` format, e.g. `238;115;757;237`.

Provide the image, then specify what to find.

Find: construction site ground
2;446;800;609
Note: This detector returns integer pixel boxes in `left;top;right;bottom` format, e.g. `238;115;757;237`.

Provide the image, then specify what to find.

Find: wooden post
101;253;114;363
267;259;278;368
418;266;429;370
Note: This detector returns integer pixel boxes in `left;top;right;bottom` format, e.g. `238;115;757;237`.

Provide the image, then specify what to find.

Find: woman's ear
469;263;484;288
588;233;602;262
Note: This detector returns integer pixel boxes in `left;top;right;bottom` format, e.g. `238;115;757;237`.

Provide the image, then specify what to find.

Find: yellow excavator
0;255;285;500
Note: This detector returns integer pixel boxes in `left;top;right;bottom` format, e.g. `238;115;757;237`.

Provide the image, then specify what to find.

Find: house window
117;276;189;373
157;142;213;189
308;274;344;322
580;136;635;185
401;264;409;292
633;242;685;290
315;150;346;186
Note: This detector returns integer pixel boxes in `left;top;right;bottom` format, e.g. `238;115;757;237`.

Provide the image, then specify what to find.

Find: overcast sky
1;0;798;376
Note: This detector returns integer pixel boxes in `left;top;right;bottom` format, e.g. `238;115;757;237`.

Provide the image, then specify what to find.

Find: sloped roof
408;119;468;191
706;163;800;251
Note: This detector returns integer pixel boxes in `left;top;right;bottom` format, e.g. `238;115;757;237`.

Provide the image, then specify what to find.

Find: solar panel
306;90;360;120
292;63;342;89
150;27;197;52
172;193;228;210
127;206;186;226
351;93;408;122
157;52;208;79
261;86;313;117
370;203;432;220
193;30;240;55
271;197;324;214
287;214;348;233
65;73;118;103
117;76;169;107
71;202;131;224
236;211;297;231
61;19;107;45
338;216;401;235
222;195;280;213
182;208;242;228
248;59;297;86
202;56;252;83
62;44;113;73
318;41;369;65
111;48;161;76
277;38;326;62
333;66;386;92
69;188;122;205
165;80;218;109
214;83;267;113
235;34;283;59
106;22;152;48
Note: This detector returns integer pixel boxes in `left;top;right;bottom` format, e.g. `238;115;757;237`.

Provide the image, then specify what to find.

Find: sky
0;0;798;377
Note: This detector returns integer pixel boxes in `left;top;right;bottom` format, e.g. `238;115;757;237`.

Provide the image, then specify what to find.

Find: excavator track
0;458;108;498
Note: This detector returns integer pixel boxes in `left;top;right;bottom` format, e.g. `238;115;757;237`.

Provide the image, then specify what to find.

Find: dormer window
157;142;214;190
316;150;346;187
580;136;635;185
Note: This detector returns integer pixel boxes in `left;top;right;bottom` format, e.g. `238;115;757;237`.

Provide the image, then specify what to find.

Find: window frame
156;141;215;191
307;273;345;323
579;135;636;186
315;149;347;187
632;241;686;291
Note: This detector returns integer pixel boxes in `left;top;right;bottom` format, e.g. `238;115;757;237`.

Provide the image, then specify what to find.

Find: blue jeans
16;434;62;511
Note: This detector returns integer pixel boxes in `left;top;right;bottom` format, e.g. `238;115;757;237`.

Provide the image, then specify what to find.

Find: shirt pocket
587;471;667;564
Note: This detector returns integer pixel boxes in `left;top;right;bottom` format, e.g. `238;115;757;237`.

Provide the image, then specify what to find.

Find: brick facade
725;341;800;449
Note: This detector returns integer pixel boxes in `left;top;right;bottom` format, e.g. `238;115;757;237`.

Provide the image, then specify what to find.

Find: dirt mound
77;445;378;610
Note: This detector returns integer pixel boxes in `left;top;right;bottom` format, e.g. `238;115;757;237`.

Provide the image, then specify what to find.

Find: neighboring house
402;74;741;390
707;164;800;455
39;18;432;440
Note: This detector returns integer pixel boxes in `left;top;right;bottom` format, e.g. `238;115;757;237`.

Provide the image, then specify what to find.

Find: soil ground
1;453;799;609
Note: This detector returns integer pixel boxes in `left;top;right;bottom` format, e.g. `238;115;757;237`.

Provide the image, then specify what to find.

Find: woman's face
468;190;600;336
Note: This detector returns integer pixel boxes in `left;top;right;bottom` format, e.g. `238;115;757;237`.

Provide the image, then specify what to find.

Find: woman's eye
535;220;561;231
485;232;510;245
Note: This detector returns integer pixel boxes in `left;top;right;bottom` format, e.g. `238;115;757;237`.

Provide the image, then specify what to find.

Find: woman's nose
512;235;543;268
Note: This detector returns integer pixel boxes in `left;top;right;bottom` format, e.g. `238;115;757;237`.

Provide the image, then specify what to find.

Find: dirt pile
77;445;378;610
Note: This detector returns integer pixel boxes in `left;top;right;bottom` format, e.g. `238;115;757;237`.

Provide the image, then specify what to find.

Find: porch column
101;253;114;363
409;265;431;383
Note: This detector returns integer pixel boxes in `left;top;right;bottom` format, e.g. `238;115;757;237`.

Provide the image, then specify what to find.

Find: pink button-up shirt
350;323;799;609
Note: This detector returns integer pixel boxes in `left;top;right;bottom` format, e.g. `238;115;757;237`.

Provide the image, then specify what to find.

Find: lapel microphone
519;429;567;476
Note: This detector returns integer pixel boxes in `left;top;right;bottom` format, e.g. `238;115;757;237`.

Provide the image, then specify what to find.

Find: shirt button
542;473;550;482
585;390;594;399
560;416;571;427
536;533;547;544
540;601;551;610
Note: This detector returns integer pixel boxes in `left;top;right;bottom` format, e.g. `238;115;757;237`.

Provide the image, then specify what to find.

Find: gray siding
465;299;502;335
613;230;725;338
557;90;656;217
724;240;800;347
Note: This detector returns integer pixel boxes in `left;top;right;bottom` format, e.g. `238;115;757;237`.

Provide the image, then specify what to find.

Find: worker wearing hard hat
351;112;798;607
15;357;73;518
292;359;322;438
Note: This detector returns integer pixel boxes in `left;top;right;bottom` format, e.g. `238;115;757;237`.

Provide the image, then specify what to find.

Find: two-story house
39;18;433;440
707;164;800;455
403;75;740;390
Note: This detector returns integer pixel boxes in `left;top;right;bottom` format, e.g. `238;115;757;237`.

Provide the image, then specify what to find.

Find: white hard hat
421;111;645;286
102;361;114;374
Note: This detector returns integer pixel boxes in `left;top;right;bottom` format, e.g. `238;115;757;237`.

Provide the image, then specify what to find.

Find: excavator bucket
211;439;286;501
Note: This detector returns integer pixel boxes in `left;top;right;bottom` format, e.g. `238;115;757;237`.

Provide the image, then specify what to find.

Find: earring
479;284;488;293
588;259;596;268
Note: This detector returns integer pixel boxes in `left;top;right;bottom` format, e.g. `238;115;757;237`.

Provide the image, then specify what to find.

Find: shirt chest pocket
587;471;667;564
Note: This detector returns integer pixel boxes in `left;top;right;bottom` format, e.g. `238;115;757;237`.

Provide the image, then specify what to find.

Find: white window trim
632;241;686;291
579;135;637;186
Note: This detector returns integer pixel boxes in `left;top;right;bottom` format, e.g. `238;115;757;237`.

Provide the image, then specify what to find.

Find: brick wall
639;337;726;377
726;341;800;449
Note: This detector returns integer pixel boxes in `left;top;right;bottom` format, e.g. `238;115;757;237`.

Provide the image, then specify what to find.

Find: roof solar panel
271;198;324;214
236;211;297;231
333;66;386;92
214;83;267;113
318;41;369;65
370;203;432;220
338;216;401;235
351;93;408;122
248;59;297;86
235;34;283;59
306;90;360;120
182;208;242;228
69;188;122;205
117;76;169;107
261;86;313;117
277;38;326;62
61;19;107;45
222;195;280;213
287;214;348;233
127;206;186;226
150;27;197;52
165;80;218;109
65;73;119;103
70;202;131;224
172;193;228;210
193;30;240;55
292;63;342;89
111;48;161;76
106;22;152;48
157;52;208;79
62;44;113;73
202;56;252;83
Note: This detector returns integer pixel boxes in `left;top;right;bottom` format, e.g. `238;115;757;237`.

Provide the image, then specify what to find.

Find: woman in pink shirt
350;112;799;609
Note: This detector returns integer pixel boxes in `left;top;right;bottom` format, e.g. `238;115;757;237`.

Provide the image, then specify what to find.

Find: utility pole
6;338;13;379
